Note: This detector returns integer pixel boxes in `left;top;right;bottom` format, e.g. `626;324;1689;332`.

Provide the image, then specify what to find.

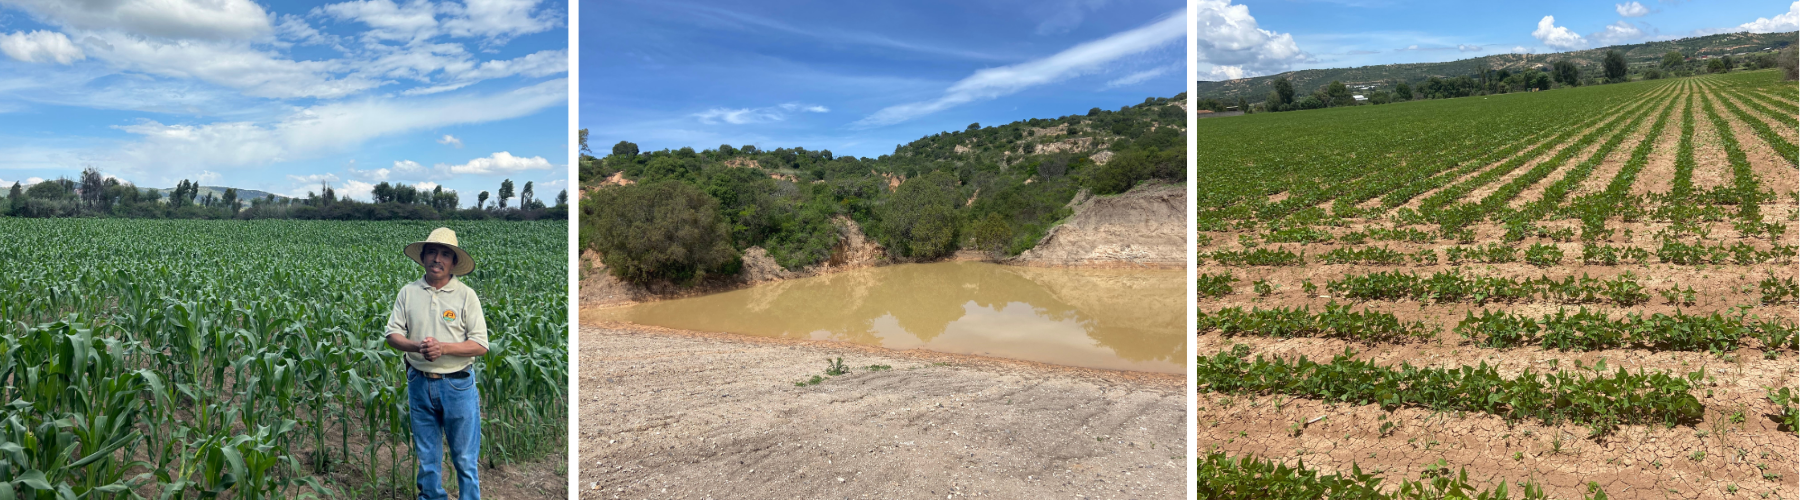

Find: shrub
878;171;960;260
581;181;740;284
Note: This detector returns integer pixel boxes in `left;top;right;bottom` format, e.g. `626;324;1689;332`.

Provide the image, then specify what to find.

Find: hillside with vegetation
1196;31;1794;104
579;93;1187;285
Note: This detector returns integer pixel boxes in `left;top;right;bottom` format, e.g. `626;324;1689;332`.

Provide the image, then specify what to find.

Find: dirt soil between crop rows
576;323;1184;499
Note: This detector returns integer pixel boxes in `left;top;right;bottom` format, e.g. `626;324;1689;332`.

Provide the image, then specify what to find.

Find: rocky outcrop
739;217;887;284
1009;182;1185;268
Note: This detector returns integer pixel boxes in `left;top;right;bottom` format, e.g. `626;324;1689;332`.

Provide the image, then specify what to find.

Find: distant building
1353;95;1368;102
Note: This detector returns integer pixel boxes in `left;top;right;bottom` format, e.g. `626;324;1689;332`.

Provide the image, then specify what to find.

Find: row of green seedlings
1215;270;1790;306
1260;226;1438;245
794;357;891;386
1456;308;1800;353
1197;302;1436;344
1204;241;1796;267
1716;89;1798;165
1762;274;1799;305
1196;451;1612;500
1326;270;1651;306
1199;303;1798;353
1197;344;1704;438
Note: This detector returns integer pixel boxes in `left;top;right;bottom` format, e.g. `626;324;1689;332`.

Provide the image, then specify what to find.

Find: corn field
0;219;567;498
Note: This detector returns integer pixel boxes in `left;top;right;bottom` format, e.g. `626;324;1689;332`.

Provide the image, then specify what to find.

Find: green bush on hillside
581;181;739;284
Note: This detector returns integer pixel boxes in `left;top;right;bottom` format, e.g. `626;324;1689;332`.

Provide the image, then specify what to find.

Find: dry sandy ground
576;323;1184;499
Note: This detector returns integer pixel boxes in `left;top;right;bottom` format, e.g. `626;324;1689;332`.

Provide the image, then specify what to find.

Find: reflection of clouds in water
609;262;1182;373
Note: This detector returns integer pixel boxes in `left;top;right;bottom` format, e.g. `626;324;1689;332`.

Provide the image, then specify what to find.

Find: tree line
579;95;1187;285
1236;46;1794;114
2;167;567;221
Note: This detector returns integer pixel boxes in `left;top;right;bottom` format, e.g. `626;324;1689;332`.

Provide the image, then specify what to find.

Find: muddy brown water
588;261;1185;373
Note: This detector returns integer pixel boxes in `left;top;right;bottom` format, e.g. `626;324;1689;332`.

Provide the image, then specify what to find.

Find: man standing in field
385;227;489;500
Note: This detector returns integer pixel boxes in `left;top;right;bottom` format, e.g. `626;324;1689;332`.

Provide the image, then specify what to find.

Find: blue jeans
408;367;481;500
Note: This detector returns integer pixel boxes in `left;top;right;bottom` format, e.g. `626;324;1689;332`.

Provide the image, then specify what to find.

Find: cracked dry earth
577;324;1184;499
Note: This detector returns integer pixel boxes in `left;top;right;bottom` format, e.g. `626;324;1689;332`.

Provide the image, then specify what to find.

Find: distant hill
1196;31;1794;101
150;186;292;202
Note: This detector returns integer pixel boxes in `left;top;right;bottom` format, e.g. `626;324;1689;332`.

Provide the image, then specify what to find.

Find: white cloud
1;0;273;40
694;107;781;125
1532;15;1588;51
78;31;378;99
0;31;85;64
400;48;568;95
1592;20;1645;45
695;102;829;125
350;166;391;180
1736;1;1799;33
778;102;829;113
1616;2;1651;17
413;181;440;191
196;170;220;183
1457;44;1483;52
440;0;561;41
275;15;333;46
1511;46;1534;54
319;0;558;44
445;151;553;174
1194;0;1304;81
392;159;429;175
1103;64;1174;89
1198;65;1246;80
858;9;1184;127
317;0;441;42
438;134;463;148
340;179;376;200
107;78;565;172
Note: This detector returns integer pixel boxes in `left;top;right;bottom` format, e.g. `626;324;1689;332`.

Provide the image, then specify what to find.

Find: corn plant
0;219;567;498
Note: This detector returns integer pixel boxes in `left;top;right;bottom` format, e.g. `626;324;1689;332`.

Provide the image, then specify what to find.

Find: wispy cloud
1592;20;1647;45
1103;64;1175;89
669;2;1005;61
693;102;830;125
438;134;464;148
102;78;565;179
855;9;1183;128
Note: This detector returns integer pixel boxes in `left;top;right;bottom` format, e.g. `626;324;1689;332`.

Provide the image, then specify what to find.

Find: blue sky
581;0;1187;160
1196;0;1799;81
0;0;567;206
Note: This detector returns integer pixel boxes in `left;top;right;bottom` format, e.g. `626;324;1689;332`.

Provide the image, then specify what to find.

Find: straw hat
404;227;475;276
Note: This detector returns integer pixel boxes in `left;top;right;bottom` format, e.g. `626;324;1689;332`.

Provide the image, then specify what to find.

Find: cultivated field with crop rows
1195;70;1797;498
0;219;567;498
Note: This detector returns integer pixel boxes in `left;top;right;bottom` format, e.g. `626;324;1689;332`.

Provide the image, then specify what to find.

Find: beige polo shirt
386;276;490;374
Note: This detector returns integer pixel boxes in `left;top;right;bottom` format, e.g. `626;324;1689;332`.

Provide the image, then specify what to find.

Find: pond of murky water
587;262;1184;373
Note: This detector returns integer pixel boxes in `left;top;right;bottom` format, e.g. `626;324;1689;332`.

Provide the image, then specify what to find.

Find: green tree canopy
1552;60;1580;87
581;181;739;284
1602;50;1627;82
1661;51;1685;69
878;171;960;260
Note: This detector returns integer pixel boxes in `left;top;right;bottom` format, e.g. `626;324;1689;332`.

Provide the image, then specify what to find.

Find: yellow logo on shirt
442;309;457;322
